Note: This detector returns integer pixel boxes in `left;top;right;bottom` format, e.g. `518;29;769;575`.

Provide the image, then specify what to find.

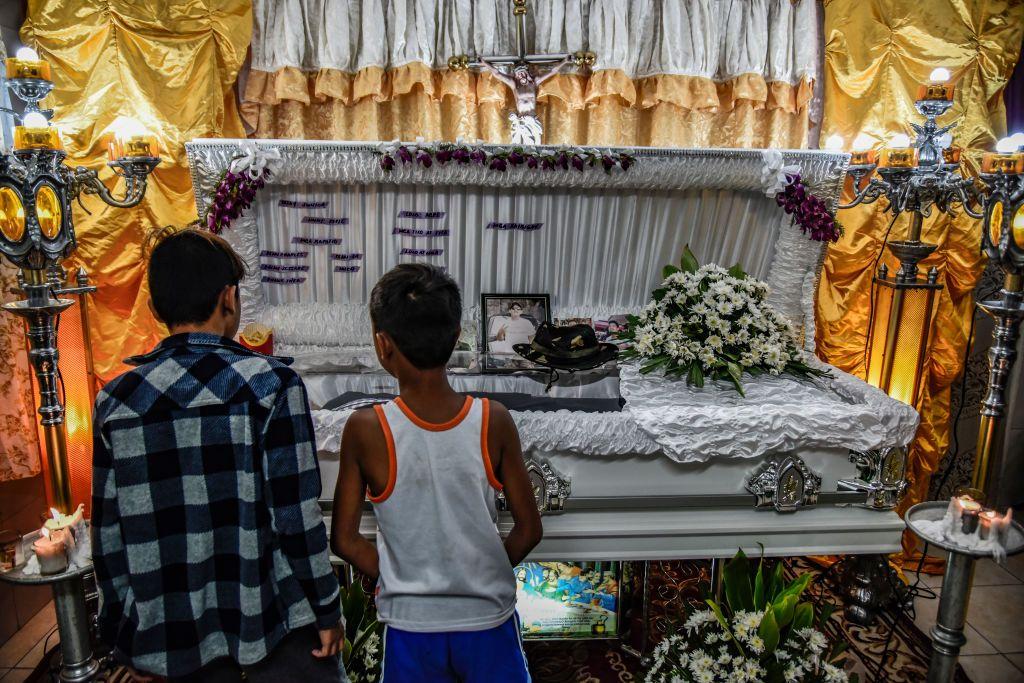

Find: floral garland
377;140;636;174
204;141;281;234
760;150;842;243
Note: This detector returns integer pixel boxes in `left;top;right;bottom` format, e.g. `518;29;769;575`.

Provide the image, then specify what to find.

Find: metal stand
906;500;1024;683
0;562;99;682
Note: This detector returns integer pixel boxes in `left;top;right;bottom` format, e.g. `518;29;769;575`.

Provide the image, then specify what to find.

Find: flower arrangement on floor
645;549;856;683
760;150;842;243
340;580;384;683
620;246;829;396
204;141;281;234
377;140;636;174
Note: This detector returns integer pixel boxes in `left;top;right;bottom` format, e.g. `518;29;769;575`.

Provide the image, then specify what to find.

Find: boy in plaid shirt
91;228;343;682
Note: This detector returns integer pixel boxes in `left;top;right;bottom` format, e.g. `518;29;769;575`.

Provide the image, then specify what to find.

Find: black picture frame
480;292;551;372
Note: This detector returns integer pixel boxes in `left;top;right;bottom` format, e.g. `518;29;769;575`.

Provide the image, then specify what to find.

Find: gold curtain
21;0;253;382
243;66;814;149
817;0;1024;566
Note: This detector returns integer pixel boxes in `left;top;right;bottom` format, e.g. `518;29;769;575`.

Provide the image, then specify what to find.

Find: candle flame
108;116;151;141
929;67;951;83
15;46;39;61
996;135;1023;153
22;112;48;129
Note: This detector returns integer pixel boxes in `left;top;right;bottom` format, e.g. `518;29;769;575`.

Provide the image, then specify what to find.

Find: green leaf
726;361;745;397
773;594;797;627
640;355;669;374
754;557;766;609
727;263;748;279
758;606;781;654
663;264;681;279
793;602;814;632
687;362;705;388
723;549;754;614
818;603;836;628
705;599;732;639
679;245;700;273
653;288;667;302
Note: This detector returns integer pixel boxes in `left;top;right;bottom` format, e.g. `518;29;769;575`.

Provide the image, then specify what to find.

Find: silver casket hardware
497;456;571;514
837;447;910;510
746;454;822;513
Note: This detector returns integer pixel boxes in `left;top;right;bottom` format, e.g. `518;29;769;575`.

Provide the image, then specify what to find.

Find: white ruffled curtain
243;0;822;148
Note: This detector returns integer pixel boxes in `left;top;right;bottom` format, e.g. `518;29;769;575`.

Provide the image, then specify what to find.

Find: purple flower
470;149;487;165
453;148;471;163
541;157;555;170
380;154;395;171
570;154;584;171
526;155;538;169
206;212;218;231
416;151;433;167
508;151;524;165
397;146;413;163
435;149;453;164
619;155;633;171
556;152;569;170
489;157;508;171
601;155;615;172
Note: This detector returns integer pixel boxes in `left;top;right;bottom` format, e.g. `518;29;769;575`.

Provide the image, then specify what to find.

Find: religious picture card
595;315;632;350
481;293;550;372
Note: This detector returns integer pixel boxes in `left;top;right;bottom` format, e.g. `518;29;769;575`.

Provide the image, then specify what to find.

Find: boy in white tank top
331;264;543;682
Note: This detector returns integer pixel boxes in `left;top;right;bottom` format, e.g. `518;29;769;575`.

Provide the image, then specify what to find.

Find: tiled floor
911;550;1024;682
0;601;57;681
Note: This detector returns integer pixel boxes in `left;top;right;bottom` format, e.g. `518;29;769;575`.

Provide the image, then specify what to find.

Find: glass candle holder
109;135;158;159
879;147;918;168
14;126;62;151
942;147;962;165
850;149;878;166
916;83;955;102
5;57;50;81
981;153;1024;174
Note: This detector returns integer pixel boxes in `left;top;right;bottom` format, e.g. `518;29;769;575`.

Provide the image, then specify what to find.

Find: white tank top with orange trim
369;396;517;632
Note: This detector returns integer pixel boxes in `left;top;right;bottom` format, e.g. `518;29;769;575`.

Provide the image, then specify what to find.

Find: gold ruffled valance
242;65;814;149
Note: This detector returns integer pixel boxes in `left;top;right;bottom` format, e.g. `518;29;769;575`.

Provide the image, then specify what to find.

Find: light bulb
852;133;875;150
1011;132;1024;150
930;67;951;83
15;46;39;61
22;112;48;128
108;115;150;140
888;133;912;148
824;134;844;151
996;136;1019;153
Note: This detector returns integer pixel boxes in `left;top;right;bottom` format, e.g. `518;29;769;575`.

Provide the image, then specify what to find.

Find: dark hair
370;264;462;369
147;226;246;327
508;301;523;311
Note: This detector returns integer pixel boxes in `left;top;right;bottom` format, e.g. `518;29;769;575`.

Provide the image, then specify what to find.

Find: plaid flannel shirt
91;333;340;678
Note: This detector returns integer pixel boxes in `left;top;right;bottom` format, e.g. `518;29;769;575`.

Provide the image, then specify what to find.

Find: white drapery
251;0;820;86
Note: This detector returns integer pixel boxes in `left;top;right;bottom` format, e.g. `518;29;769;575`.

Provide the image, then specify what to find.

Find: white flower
706;335;723;351
823;663;847;683
705;632;720;645
784;664;802;683
747;634;765;654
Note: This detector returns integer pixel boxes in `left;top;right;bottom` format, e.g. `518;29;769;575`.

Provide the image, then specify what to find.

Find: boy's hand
312;623;345;658
126;666;156;682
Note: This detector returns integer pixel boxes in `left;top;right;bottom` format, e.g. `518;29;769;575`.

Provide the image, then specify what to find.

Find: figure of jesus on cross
449;0;595;145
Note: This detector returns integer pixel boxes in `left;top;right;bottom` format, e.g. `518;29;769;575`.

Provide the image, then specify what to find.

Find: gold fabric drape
817;0;1024;567
243;67;814;149
22;0;252;381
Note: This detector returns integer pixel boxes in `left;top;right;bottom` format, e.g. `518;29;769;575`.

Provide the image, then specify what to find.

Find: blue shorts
381;614;531;682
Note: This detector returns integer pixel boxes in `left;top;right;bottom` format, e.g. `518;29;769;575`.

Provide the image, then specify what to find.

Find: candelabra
0;48;159;514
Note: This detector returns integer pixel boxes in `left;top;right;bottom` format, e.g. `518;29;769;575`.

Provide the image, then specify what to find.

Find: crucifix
448;0;595;145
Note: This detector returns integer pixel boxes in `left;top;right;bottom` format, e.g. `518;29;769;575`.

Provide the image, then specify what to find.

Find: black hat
513;322;618;371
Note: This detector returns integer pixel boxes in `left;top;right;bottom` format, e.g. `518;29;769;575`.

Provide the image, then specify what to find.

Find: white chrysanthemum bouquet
646;550;855;683
621;246;828;395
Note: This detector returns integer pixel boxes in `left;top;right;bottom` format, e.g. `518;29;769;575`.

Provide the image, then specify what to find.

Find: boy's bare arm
330;410;381;580
489;402;543;566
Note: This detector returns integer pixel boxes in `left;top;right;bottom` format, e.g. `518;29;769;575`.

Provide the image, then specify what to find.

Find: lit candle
979;510;999;540
879;147;918;169
850;149;878;166
981;153;1024;174
14;126;62;151
960;498;982;534
917;67;954;102
5;46;50;81
32;532;67;575
107;117;159;160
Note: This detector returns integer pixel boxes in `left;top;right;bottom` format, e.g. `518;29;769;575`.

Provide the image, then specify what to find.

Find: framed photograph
481;293;550;371
515;561;622;639
595;314;632;350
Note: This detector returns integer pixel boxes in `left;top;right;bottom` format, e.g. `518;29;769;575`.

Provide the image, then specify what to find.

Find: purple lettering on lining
398;210;446;219
261;275;306;284
330;252;364;261
279;199;328;209
392;227;451;237
260;263;309;272
292;236;344;246
259;250;308;259
301;216;349;225
486;221;543;231
333;265;361;273
400;247;444;257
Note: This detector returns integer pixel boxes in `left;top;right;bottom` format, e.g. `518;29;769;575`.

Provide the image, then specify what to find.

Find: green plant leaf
640;355;669;374
679;245;700;273
818;603;836;628
772;593;797;627
705;599;733;641
726;361;745;397
663;264;681;279
792;602;814;632
767;562;784;601
758;605;781;654
723;549;755;614
727;263;748;279
754;559;766;610
688;362;705;388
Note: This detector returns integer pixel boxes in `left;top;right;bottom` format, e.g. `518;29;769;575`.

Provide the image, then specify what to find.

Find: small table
906;501;1024;683
0;561;99;682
